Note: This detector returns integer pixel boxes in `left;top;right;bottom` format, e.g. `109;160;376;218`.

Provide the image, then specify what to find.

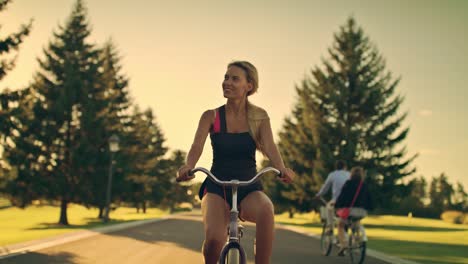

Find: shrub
441;210;467;224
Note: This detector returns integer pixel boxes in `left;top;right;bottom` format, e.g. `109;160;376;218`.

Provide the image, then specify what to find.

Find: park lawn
275;212;468;264
0;204;168;246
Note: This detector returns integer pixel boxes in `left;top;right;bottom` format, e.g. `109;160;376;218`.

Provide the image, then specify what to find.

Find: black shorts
198;178;263;209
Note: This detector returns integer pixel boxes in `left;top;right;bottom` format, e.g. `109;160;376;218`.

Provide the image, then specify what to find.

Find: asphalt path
0;213;389;264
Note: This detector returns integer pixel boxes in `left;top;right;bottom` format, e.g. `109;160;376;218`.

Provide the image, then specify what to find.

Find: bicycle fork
219;185;247;264
228;186;239;241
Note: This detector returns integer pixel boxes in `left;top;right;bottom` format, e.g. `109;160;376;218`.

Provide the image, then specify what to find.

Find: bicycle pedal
337;247;346;257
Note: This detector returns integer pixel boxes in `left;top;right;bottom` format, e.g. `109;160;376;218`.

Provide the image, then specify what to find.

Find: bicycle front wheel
320;223;333;256
348;229;366;264
219;242;246;264
226;248;240;264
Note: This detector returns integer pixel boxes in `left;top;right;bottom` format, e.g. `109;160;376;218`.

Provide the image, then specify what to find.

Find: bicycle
318;197;367;264
190;166;281;264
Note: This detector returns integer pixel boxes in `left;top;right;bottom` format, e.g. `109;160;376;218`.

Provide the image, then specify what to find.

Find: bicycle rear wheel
320;223;333;256
348;228;366;264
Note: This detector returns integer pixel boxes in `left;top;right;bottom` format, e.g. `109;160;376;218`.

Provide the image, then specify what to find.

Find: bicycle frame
190;167;281;264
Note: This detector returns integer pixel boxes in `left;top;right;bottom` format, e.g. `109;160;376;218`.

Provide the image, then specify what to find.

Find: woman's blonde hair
227;61;267;152
350;167;365;181
247;102;269;153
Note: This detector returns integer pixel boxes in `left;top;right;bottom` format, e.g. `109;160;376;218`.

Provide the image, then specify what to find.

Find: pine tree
79;40;133;218
4;0;101;225
276;17;416;213
124;107;168;213
262;91;321;216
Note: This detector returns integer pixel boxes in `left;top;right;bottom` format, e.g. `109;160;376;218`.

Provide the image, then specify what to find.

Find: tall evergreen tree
4;0;101;225
262;94;321;216
123;107;168;213
275;17;416;213
80;40;133;218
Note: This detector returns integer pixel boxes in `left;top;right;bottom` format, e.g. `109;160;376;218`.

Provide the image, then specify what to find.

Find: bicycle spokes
320;223;333;256
348;229;366;264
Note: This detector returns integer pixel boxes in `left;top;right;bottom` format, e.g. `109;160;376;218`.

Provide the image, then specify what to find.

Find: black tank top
210;105;257;181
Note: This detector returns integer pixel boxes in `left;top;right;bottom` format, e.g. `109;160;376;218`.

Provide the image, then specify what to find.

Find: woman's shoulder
247;102;269;120
200;108;217;123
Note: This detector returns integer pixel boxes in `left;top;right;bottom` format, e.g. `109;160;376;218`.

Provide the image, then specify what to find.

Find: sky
2;0;467;188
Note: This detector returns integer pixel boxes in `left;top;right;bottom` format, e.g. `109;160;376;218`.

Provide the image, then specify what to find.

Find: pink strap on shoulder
212;109;220;133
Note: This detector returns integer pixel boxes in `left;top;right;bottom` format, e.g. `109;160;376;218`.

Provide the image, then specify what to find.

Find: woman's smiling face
222;65;252;99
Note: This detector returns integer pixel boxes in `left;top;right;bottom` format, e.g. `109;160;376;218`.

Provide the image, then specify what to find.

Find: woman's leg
357;220;367;241
326;201;335;230
239;191;275;264
337;220;347;255
201;193;229;264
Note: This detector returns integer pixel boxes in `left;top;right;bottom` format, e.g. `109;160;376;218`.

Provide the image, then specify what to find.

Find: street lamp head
109;134;120;152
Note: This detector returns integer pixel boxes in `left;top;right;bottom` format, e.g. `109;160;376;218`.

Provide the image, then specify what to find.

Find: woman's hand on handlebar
176;164;195;182
278;167;295;184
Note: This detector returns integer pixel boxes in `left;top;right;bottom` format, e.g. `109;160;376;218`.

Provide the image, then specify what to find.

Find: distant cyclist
335;166;373;255
314;160;350;235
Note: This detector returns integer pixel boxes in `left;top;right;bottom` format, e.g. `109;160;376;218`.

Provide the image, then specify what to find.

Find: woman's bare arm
259;118;295;183
259;118;285;169
176;110;214;181
186;110;213;167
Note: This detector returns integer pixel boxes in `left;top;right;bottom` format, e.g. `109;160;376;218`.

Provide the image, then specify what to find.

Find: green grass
0;197;11;209
275;212;468;264
0;204;168;246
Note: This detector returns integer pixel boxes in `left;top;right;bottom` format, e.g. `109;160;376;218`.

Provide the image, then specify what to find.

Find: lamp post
104;134;119;222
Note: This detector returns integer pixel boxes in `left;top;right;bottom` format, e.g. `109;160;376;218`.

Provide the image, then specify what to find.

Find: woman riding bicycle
335;166;373;255
176;60;295;264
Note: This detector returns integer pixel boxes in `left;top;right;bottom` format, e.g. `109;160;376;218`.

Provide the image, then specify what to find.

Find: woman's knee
255;198;274;222
204;236;225;248
241;192;274;222
203;230;225;253
263;200;275;216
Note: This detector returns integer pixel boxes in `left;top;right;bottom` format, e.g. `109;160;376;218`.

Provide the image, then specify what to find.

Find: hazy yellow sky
2;0;467;187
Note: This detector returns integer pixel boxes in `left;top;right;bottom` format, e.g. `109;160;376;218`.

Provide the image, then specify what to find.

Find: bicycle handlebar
189;167;281;187
317;196;328;205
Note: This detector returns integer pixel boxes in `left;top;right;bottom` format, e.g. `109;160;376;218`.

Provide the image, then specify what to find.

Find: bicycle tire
320;223;333;256
218;241;246;264
348;228;366;264
226;248;240;264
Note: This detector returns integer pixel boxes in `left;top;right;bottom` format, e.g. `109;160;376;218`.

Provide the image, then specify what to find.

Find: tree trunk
59;198;69;225
143;201;147;214
288;209;294;219
98;206;104;218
